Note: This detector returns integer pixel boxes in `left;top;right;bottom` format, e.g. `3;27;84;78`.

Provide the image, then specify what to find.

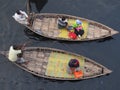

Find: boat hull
19;13;119;41
0;47;112;80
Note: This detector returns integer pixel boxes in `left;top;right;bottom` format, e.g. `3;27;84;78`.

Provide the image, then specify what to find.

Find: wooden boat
15;12;119;41
13;0;118;41
0;47;112;80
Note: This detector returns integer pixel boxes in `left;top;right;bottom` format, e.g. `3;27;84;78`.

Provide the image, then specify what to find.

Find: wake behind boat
0;47;112;80
15;13;119;41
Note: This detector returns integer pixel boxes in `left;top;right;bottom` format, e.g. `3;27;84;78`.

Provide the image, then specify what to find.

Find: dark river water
0;0;120;90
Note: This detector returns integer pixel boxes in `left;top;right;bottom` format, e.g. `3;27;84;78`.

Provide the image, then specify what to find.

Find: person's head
62;17;66;21
76;20;82;25
16;10;21;15
68;59;80;68
13;45;22;50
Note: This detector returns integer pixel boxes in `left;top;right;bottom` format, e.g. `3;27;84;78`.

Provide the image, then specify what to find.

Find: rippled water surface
0;0;120;90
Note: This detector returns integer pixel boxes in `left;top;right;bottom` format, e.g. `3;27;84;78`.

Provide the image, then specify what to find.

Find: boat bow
110;29;119;35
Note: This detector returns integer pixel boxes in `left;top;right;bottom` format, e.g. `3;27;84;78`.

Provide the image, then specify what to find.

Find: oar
27;0;31;15
20;40;32;50
0;40;32;57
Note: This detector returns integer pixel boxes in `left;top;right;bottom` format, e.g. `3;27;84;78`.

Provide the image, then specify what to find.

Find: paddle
20;40;32;50
0;40;32;54
26;0;31;15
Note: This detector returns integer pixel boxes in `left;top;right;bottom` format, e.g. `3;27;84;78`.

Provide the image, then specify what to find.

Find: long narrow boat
0;47;112;80
15;13;119;41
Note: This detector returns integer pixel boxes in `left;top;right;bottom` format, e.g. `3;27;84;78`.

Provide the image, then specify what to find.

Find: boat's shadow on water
29;0;48;13
24;28;114;44
24;28;52;41
97;36;113;43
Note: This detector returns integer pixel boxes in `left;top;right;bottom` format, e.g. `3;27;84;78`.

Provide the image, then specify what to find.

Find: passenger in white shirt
8;45;26;63
12;10;29;25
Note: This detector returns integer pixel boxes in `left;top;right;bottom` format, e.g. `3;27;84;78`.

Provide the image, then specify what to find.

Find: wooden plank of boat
17;13;119;41
0;47;112;80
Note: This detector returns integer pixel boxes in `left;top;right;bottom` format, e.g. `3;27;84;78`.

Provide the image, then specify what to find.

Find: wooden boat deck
0;47;111;80
32;18;60;37
25;13;118;41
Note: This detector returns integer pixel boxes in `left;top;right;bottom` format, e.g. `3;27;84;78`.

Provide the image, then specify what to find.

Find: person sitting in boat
57;17;68;29
8;44;26;64
72;20;84;38
12;10;29;25
67;59;80;74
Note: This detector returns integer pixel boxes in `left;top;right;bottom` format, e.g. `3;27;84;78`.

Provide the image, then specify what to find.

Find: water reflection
24;28;52;41
29;0;48;13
